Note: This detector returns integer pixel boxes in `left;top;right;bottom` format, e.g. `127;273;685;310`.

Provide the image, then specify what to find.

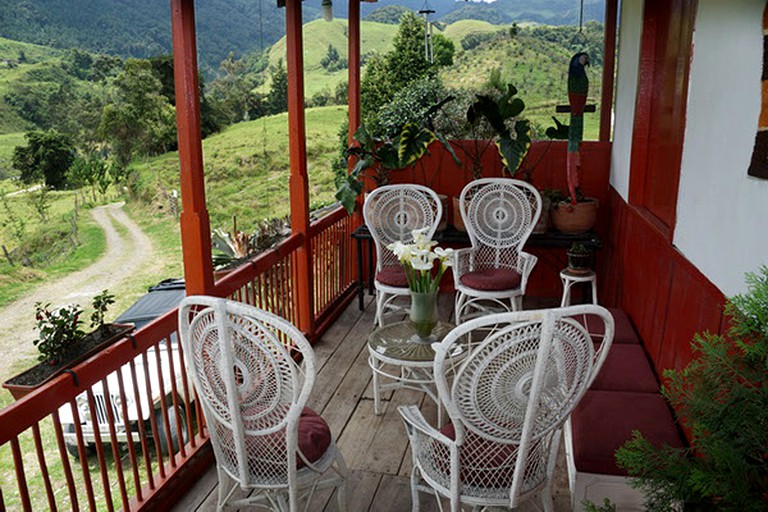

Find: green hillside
265;19;397;98
131;105;347;232
0;0;293;75
440;23;604;139
0;37;66;134
441;20;507;43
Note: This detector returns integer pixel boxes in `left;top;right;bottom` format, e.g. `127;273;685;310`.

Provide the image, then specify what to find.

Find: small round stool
560;269;598;307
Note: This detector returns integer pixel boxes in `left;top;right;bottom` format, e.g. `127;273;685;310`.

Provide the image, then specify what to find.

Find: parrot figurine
567;52;590;204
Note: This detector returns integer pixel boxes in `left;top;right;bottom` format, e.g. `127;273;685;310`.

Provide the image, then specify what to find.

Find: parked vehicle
59;279;190;457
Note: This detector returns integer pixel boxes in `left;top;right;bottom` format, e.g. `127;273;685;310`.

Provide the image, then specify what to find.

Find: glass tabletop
368;321;455;362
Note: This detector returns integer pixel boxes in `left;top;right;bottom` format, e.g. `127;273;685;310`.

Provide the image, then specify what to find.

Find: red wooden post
171;0;214;295
600;0;619;142
286;0;315;335
348;0;361;146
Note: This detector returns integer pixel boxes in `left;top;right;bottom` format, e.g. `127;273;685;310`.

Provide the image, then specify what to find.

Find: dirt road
0;203;155;382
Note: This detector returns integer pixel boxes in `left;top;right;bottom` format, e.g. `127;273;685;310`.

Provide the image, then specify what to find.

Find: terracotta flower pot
550;198;598;234
452;197;467;232
437;194;448;231
533;197;551;234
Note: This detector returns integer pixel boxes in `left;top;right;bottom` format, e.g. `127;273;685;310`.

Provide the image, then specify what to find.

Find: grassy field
131;104;348;233
264;18;397;98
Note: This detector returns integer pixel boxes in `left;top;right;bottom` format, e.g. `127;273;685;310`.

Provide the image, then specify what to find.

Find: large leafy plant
467;81;531;177
336;99;459;214
616;266;768;511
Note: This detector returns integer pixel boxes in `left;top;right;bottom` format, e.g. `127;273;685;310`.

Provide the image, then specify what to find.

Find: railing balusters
115;370;143;502
86;389;113;512
128;357;155;490
31;423;57;511
100;377;130;511
10;437;31;512
51;411;79;510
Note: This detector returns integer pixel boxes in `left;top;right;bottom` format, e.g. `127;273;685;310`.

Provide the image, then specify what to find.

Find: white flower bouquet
387;228;454;293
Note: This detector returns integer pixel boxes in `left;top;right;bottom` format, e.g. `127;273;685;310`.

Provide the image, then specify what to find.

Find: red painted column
286;0;315;335
348;0;361;146
600;0;618;142
170;0;214;295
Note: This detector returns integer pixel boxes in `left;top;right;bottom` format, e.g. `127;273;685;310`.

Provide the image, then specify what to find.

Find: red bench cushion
590;344;659;393
570;391;683;476
459;268;522;291
376;265;408;287
577;307;640;344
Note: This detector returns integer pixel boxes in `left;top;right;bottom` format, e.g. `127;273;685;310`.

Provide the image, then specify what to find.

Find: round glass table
367;321;455;426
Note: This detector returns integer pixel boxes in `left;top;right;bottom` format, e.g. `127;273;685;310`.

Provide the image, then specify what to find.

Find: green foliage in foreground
616;266;768;511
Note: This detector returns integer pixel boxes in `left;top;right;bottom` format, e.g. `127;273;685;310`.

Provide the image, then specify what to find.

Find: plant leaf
334;175;363;213
398;124;435;167
435;130;461;166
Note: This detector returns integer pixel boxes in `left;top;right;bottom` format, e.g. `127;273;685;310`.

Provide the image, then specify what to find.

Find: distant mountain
0;0;307;75
0;0;603;76
334;0;604;25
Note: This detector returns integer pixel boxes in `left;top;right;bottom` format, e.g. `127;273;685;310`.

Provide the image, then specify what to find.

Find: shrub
616;266;768;511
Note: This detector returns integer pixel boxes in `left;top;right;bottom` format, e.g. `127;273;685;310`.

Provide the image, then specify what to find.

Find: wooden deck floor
172;294;572;512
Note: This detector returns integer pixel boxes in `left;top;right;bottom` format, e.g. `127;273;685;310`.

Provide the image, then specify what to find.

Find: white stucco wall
609;0;643;199
675;0;768;296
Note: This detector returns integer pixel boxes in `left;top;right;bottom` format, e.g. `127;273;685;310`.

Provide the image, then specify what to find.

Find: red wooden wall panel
628;0;696;236
603;188;726;376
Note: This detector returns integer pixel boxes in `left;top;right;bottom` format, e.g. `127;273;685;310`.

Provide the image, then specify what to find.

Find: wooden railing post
171;0;214;295
286;0;315;336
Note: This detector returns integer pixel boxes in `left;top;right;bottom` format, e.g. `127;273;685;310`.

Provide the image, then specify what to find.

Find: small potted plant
3;290;134;399
566;242;593;274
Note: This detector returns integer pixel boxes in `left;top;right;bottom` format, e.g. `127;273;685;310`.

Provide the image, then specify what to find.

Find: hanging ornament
322;0;333;22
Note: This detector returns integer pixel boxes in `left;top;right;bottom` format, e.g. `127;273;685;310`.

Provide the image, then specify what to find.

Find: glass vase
409;290;439;339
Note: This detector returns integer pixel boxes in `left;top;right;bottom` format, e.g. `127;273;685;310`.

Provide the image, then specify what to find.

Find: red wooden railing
0;206;358;510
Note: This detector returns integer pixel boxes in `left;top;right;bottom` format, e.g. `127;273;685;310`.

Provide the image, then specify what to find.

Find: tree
12;130;76;190
266;60;288;115
99;59;176;168
360;11;452;124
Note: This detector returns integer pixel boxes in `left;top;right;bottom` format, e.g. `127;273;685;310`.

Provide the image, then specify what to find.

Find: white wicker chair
178;296;348;512
453;178;542;322
363;184;443;326
399;305;614;512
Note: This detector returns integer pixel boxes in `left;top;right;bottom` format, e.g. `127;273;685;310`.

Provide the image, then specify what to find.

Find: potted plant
615;266;768;510
566;242;592;274
212;215;290;280
3;290;134;399
548;53;599;234
335;98;459;214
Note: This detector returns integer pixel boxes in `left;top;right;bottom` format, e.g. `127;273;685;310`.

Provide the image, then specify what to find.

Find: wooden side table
560;269;598;306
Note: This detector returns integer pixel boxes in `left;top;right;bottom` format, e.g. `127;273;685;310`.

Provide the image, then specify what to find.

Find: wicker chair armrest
398;405;454;446
518;251;538;291
452;247;477;279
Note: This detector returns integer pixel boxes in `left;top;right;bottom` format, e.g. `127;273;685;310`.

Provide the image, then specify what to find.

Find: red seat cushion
295;407;333;467
223;406;332;471
376;265;408;287
439;423;518;487
590;344;659;393
577;308;640;344
570;391;684;476
459;268;522;291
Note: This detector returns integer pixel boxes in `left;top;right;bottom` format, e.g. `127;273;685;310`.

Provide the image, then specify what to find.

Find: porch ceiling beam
171;0;214;295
